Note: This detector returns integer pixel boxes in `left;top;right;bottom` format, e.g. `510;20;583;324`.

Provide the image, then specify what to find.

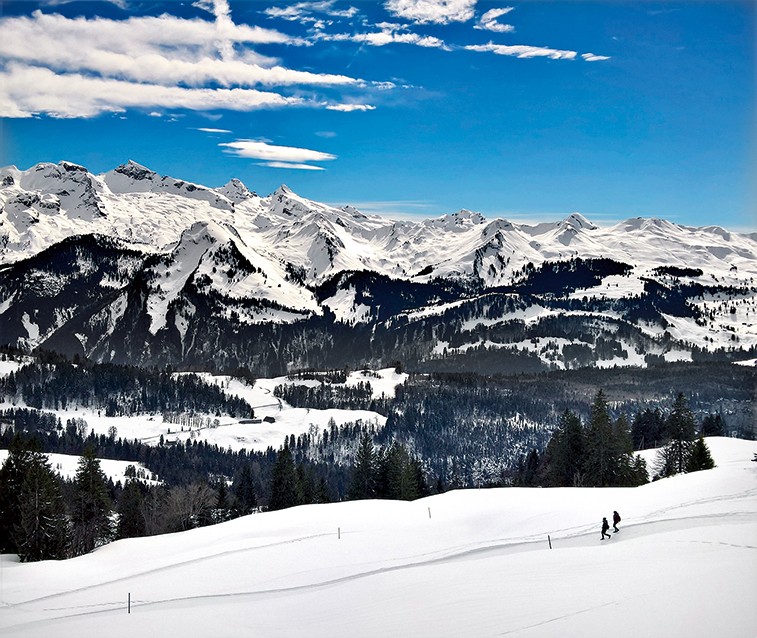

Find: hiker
601;517;611;540
613;510;621;532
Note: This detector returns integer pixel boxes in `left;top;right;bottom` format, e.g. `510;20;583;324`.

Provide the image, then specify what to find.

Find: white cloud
385;0;476;24
582;52;611;62
314;23;447;49
326;103;376;112
264;1;358;24
219;139;336;163
259;161;327;170
197;127;232;133
0;64;302;118
0;11;359;88
0;8;376;119
475;7;514;33
465;42;578;60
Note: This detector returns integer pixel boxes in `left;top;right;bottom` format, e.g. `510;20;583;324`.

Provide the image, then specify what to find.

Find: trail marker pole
338;527;341;539
428;507;431;519
128;592;131;614
548;535;552;550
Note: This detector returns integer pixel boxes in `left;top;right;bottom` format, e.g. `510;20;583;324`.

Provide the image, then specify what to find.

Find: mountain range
1;160;755;374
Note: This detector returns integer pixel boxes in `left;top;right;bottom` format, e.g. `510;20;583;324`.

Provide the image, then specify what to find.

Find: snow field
0;369;402;456
0;450;158;485
0;437;755;637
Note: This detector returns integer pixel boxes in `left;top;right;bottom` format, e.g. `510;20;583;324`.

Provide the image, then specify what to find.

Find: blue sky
0;1;754;230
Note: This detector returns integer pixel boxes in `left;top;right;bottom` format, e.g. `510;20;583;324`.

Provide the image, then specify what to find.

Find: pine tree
232;463;257;515
657;393;697;477
700;414;725;437
71;446;113;555
584;390;615;486
631;408;665;450
545;410;585;487
347;431;377;500
268;443;302;511
0;435;36;554
15;451;69;562
117;480;146;539
686;436;715;472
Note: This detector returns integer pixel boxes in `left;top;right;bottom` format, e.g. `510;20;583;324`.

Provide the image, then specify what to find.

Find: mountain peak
113;160;156;181
217;178;256;203
562;212;596;231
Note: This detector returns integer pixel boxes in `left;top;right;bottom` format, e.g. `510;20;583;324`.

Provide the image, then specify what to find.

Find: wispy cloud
385;0;476;25
314;22;447;49
465;42;578;60
260;161;327;170
0;64;302;118
264;1;358;25
220;139;336;171
582;52;611;62
326;104;376;112
0;6;370;119
196;127;232;133
475;7;515;33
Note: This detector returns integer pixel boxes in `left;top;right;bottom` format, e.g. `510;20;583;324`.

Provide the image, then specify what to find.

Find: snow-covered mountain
1;160;755;373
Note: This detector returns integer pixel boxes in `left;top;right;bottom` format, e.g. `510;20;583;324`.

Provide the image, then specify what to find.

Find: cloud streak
313;22;447;49
465;42;578;60
475;7;515;33
0;64;303;118
0;8;372;119
385;0;476;24
220;140;337;166
260;161;327;170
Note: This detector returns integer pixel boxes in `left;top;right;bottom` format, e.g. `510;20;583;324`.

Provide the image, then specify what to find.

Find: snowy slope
0;370;399;454
0;450;159;485
0;437;754;637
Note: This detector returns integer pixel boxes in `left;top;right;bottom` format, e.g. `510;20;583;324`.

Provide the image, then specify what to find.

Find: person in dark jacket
601;517;611;540
612;511;621;532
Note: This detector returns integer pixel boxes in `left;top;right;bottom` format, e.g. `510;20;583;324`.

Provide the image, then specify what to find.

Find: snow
2;159;756;352
0;437;754;637
0;450;158;485
0;370;398;454
321;287;372;324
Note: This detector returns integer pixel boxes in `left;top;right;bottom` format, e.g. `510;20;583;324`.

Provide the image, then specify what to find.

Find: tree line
514;391;715;487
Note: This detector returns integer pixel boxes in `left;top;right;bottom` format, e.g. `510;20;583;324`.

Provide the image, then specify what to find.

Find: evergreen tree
610;414;637;486
0;435;37;554
71;446;113;555
15;450;69;562
700;413;725;437
584;390;615;487
657;393;697;477
544;410;585;487
519;449;541;487
374;442;426;500
631;408;665;450
686;437;715;472
232;463;257;515
347;431;377;500
117;480;146;539
268;444;302;511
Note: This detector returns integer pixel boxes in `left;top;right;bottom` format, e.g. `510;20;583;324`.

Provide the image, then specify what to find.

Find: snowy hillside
1;160;756;373
1;437;754;637
0;449;158;485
